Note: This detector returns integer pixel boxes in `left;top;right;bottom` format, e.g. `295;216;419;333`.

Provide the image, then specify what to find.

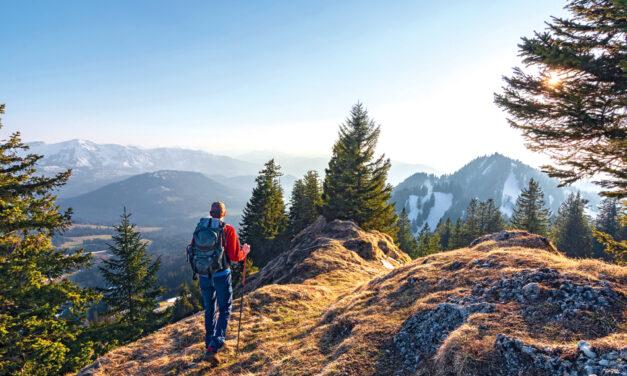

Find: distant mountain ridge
59;170;250;228
28;140;259;197
29;139;435;197
392;153;600;233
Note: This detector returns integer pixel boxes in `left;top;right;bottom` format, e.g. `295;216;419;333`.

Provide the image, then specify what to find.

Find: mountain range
58;170;250;228
28;140;259;197
391;153;600;233
30;140;600;232
28;140;435;197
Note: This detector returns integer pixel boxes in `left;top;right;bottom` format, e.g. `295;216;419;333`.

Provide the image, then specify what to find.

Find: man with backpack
187;201;250;364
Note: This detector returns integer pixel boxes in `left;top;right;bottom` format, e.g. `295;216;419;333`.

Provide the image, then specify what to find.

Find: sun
545;70;563;88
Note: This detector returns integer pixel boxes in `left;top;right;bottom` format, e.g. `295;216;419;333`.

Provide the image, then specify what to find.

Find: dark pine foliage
322;103;398;238
455;198;505;248
592;197;626;264
239;159;288;267
415;223;440;257
0;104;98;375
99;209;163;325
595;197;625;240
287;170;322;238
397;208;418;256
436;218;452;250
552;192;595;258
510;178;551;236
495;0;626;198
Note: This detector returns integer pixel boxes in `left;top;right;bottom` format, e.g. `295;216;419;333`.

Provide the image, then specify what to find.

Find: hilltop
80;219;626;376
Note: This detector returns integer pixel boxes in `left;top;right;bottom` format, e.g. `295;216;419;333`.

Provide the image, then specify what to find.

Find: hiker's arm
225;225;248;263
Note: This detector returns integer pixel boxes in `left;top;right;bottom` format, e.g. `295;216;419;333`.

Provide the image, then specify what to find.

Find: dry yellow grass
80;221;626;376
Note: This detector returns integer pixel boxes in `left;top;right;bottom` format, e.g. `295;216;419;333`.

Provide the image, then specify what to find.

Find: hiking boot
203;346;220;365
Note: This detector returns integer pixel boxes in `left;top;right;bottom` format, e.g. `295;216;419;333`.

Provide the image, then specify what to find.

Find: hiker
187;201;250;363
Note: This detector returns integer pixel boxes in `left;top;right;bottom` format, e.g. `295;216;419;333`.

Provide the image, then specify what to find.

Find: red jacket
190;223;246;263
222;224;247;263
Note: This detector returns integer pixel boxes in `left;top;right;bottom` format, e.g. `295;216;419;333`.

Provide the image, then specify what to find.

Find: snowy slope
392;153;600;232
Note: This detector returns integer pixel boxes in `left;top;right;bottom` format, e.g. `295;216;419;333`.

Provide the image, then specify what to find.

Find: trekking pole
235;257;247;355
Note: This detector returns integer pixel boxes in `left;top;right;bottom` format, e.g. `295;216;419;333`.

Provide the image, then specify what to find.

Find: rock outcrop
81;227;626;376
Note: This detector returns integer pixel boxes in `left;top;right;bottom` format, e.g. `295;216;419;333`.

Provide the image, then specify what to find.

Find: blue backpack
188;218;228;276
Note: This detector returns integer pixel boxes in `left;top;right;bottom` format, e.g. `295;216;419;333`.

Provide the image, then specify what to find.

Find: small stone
605;351;618;360
578;341;597;359
523;282;541;300
598;358;609;366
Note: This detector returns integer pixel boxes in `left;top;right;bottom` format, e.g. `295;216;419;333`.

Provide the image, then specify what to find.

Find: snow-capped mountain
391;153;600;233
29;139;434;197
27;140;259;197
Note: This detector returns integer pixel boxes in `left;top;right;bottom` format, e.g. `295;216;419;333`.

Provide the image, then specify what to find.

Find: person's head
210;201;226;219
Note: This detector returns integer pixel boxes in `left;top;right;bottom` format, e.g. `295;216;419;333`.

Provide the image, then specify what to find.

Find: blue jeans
199;269;233;351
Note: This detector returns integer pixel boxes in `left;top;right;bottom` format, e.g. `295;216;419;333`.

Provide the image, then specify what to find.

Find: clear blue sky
1;0;566;172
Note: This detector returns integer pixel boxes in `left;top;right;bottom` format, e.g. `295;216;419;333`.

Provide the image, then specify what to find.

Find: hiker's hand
242;243;250;258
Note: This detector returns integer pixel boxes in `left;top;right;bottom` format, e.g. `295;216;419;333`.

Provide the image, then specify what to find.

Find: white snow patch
500;171;520;217
407;195;420;221
482;161;494;176
425;192;453;229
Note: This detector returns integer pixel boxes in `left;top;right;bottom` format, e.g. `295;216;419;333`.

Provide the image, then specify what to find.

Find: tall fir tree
479;199;505;234
452;198;505;248
461;198;482;245
0;104;98;375
397;208;418;256
449;218;464;250
240;159;288;266
592;197;626;264
435;218;452;250
595;198;624;240
415;223;440;257
510;178;551;235
287;170;322;237
321;103;398;237
99;209;162;325
552;192;595;258
495;0;626;198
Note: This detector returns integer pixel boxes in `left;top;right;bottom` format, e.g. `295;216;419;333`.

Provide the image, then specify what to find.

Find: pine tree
449;218;464;250
479;199;505;234
510;179;551;236
397;208;418;256
287;170;322;237
461;198;482;245
99;209;162;325
415;223;440;257
552;192;595;258
322;103;398;237
494;0;626;198
453;198;505;248
595;198;624;240
593;198;626;264
0;104;98;375
240;159;288;266
170;284;196;322
435;218;452;250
